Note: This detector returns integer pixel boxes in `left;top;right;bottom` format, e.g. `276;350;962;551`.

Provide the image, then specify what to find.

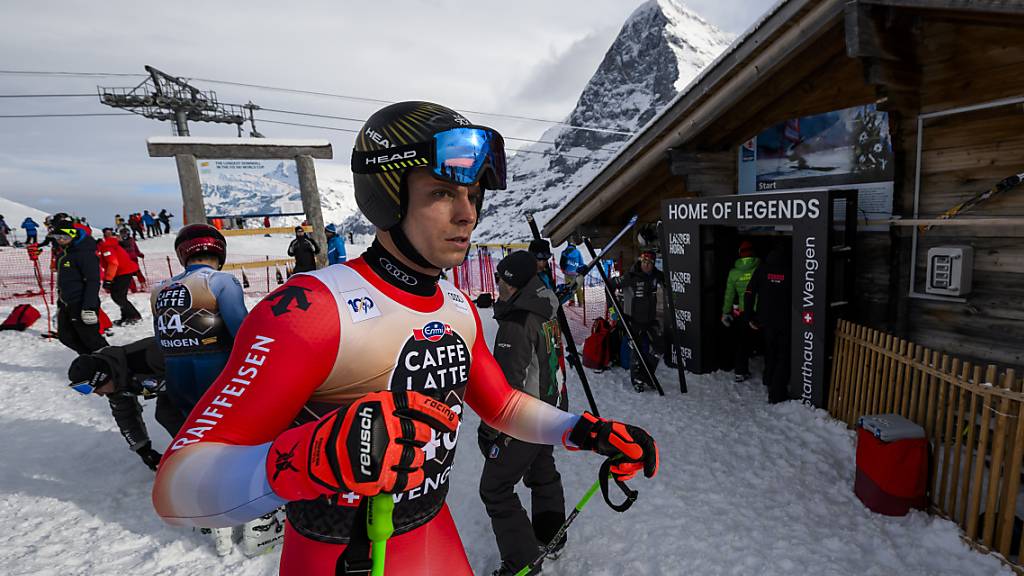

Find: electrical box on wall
926;246;974;296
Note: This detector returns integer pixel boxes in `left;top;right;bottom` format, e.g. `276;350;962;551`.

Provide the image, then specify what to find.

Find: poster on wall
199;159;305;218
738;104;893;225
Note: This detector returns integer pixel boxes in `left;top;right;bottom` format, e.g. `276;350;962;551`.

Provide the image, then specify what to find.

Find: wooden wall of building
898;18;1024;368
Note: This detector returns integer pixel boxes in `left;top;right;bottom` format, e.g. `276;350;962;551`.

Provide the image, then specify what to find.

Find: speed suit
151;255;582;575
151;265;247;415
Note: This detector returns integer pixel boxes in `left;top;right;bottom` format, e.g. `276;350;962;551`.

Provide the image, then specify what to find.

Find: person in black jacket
744;242;792;404
68;337;186;470
479;251;567;576
611;249;666;392
287;226;319;273
50;215;108;354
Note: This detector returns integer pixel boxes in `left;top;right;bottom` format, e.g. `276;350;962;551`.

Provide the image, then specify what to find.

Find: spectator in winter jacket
744;242;791;403
287;226;319;273
0;215;10;247
479;251;567;574
67;337;185;471
21;217;39;244
610;250;666;391
558;241;585;305
99;228;142;324
721;240;760;381
50;214;108;355
119;227;146;290
142;211;157;238
114;214;125;229
529;238;554;288
325;223;347;265
158;209;173;234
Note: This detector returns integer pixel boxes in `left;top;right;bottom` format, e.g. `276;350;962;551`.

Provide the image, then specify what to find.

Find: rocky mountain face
211;1;734;242
472;0;734;242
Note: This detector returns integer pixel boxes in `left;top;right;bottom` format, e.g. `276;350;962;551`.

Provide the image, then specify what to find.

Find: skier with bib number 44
152;101;658;575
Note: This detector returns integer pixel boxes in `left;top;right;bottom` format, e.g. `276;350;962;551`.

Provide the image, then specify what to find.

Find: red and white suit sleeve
151;275;340;528
464;302;580;445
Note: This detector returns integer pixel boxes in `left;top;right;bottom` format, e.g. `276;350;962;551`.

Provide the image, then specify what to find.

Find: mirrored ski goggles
351;126;507;190
70;380;98;395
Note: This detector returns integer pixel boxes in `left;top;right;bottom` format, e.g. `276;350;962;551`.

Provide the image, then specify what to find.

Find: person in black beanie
49;214;108;354
479;250;568;576
287;226;320;273
68;337;186;470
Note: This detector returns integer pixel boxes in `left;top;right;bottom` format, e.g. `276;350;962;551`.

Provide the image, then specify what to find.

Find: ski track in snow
0;281;1009;575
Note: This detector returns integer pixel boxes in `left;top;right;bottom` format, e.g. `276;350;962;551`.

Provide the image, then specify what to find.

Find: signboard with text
662;190;852;408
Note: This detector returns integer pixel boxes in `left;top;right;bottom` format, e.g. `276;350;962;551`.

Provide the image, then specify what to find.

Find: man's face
401;168;479;270
93;380;116;397
536;259;548;273
295;229;304;238
641;259;654;273
54;234;73;246
497;278;517;302
103;229;113;239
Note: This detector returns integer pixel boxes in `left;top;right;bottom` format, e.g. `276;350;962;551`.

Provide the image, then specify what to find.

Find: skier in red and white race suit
152;101;658;575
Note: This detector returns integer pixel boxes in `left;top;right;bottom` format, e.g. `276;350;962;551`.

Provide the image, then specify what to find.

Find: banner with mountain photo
198;160;306;218
738;103;894;223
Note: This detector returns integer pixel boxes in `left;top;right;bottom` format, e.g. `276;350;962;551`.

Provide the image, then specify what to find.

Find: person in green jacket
721;240;760;381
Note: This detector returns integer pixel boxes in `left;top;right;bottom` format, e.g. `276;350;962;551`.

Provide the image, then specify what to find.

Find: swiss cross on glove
268;390;459;501
566;412;659;481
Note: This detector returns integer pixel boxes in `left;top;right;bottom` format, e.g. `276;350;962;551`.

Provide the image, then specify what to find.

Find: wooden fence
829;320;1024;566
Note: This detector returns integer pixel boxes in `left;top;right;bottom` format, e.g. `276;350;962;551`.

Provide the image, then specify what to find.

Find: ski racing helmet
174;224;227;267
350;101;507;231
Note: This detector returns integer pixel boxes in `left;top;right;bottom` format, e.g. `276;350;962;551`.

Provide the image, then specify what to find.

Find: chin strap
388;223;443;271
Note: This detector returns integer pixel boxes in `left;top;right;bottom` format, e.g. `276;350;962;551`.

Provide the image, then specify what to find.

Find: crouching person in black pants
67;337;185;471
479;251;567;576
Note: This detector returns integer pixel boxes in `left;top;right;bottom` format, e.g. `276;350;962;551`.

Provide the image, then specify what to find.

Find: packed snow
0;253;1008;574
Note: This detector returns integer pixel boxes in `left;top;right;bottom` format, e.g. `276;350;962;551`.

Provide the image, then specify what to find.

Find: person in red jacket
118;227;147;291
99;228;142;325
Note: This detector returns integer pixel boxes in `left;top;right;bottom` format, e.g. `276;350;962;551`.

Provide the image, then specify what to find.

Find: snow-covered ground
0;286;1009;575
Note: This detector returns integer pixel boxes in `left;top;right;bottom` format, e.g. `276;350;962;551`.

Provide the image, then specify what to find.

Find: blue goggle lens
70;381;95;395
433;127;506;190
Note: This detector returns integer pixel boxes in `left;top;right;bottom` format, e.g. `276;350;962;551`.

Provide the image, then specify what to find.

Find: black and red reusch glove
267;390;459;501
565;412;659;481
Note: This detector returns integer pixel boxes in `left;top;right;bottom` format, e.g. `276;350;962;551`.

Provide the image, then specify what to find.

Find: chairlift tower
98;65;249;136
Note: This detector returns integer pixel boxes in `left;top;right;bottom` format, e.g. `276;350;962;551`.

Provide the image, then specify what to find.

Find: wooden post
965;365;997;540
175;154;205;225
938;358;961;512
295;154;328;270
982;369;1016;548
929;353;949;504
998;372;1023;556
958;365;983;525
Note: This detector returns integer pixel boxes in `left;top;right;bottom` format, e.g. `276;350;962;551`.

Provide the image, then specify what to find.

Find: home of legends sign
661;190;856;408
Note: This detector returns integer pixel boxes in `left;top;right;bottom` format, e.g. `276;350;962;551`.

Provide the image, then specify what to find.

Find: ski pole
367;494;394;576
515;458;639;576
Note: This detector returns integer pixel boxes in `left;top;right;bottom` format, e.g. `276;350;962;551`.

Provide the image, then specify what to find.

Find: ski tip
628;215;638;224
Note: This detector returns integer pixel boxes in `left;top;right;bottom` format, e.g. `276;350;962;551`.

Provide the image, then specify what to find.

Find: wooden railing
829;320;1024;565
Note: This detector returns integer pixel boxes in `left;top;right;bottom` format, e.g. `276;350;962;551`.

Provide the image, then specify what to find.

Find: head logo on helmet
351;101;506;231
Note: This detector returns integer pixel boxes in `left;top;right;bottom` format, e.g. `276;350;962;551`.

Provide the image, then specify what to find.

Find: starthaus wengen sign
661;189;856;408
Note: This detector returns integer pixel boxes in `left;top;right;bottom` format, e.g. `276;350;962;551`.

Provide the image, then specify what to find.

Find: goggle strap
350;142;433;175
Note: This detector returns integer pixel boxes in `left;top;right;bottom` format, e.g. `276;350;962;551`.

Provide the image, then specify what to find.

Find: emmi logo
365;150;418;166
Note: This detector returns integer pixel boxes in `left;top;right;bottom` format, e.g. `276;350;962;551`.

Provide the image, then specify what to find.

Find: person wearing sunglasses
152;101;658;576
67;337;184;471
49;213;108;355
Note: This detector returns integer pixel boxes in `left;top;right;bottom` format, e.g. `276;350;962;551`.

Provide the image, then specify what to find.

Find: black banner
661;190;850;407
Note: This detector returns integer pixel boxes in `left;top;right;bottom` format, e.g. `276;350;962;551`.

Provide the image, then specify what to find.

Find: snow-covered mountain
474;0;734;241
199;160;359;229
0;195;48;243
202;0;733;240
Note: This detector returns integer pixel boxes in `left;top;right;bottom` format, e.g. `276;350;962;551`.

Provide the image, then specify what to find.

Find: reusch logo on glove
358;405;374;476
413;321;453;342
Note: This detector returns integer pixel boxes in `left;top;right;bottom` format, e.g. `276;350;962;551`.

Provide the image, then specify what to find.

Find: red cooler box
854;414;928;516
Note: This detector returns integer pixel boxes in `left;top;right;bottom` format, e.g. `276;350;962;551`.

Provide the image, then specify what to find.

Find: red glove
565;412;658;481
267;390;459;501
